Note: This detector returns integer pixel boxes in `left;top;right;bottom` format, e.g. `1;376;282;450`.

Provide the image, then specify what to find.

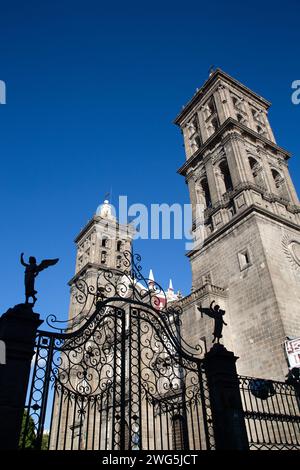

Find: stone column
204;344;249;450
258;148;277;194
263;112;276;144
182;125;192;160
205;157;219;205
187;175;198;226
0;304;43;450
197;108;209;143
213;85;228;125
223;134;248;187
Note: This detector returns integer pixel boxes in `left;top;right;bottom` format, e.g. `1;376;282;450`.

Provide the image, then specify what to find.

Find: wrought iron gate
21;252;214;450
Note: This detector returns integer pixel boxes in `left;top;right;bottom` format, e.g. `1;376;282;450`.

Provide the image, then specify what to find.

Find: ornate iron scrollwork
23;251;213;451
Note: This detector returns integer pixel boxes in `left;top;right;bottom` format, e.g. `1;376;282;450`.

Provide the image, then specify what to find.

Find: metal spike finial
208;65;215;77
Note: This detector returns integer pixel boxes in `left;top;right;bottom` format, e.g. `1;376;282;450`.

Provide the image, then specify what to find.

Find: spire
104;191;110;202
148;269;156;291
168;279;174;291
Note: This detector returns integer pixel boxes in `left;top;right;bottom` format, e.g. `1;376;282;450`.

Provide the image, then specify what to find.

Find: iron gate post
119;307;127;450
204;344;249;450
0;304;43;450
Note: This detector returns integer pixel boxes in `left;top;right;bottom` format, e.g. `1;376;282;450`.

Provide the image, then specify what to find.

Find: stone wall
184;210;300;380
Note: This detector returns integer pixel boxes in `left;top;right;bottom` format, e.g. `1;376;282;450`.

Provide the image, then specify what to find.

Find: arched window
271;169;282;188
211;117;219;133
194;135;201;148
218;159;233;195
116;255;122;269
199;178;212;208
208;98;216;115
192;116;199;132
101;251;107;264
271;169;289;200
249;156;258;171
117;240;122;252
248;157;266;189
102;238;108;248
256;125;265;135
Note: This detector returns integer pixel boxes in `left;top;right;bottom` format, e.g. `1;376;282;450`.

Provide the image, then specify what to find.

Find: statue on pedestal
198;300;227;344
20;253;59;304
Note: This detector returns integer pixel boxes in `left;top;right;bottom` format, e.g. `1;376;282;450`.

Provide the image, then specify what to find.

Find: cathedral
67;68;300;386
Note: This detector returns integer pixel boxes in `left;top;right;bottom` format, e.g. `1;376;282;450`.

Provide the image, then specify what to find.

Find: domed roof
96;200;116;220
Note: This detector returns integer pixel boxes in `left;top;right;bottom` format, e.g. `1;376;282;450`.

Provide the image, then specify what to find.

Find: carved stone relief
282;235;300;272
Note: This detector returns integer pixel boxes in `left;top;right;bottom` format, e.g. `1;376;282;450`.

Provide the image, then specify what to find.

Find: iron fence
239;375;300;450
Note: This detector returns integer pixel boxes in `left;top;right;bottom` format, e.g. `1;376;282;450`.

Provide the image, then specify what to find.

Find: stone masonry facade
174;69;300;380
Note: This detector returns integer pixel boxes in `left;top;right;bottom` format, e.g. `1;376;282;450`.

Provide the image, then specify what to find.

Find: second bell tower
175;69;300;380
68;199;134;323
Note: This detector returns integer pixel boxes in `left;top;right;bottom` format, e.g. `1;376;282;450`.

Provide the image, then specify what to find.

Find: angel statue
197;300;227;344
20;253;59;304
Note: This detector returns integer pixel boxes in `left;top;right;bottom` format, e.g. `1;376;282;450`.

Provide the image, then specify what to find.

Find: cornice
173;69;271;126
176;283;227;309
186;203;300;259
202;182;299;220
74;216;135;243
178;118;291;177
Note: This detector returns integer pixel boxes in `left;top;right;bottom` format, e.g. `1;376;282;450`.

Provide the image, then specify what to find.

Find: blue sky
0;0;299;324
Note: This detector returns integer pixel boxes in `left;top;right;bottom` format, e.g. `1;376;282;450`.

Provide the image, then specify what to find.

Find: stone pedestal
0;304;43;450
204;343;249;450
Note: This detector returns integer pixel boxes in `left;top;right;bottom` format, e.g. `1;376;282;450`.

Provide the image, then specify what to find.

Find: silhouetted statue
20;253;59;304
198;301;227;343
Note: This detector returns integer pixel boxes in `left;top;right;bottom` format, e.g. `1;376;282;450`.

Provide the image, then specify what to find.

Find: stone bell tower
174;69;300;380
68;199;134;323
